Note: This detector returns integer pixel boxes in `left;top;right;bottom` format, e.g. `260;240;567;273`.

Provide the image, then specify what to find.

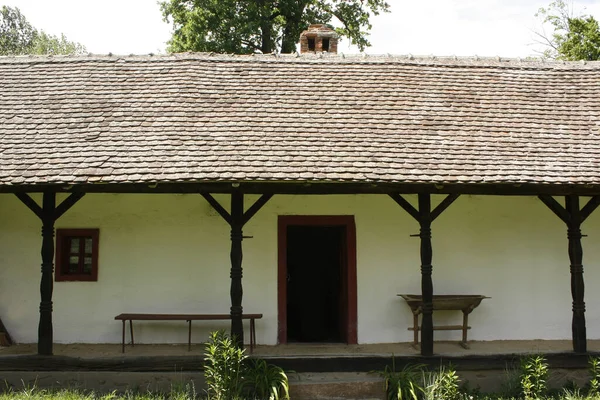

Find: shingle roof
1;53;600;189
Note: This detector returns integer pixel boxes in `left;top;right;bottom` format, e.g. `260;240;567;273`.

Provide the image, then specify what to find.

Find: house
1;40;600;360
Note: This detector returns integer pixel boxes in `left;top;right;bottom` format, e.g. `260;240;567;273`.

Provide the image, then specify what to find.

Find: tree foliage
535;0;600;60
160;0;390;54
0;6;86;55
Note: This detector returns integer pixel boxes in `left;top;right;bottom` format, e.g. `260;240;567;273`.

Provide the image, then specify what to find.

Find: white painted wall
0;193;599;345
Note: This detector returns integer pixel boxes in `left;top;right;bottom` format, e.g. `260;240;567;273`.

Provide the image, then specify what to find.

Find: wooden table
398;294;489;348
114;313;262;353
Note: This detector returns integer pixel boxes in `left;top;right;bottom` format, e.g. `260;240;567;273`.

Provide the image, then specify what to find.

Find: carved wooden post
418;194;434;356
202;192;272;349
389;193;459;356
230;191;244;347
538;194;600;353
566;195;586;353
15;191;85;355
39;191;56;355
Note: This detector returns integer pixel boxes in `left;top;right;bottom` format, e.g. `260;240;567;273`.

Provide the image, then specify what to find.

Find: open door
278;216;357;344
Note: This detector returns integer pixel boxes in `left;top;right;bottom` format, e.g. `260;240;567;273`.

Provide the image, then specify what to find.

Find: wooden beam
55;193;86;220
418;193;434;357
38;191;56;355
538;195;570;224
6;181;600;196
201;193;232;225
229;191;244;348
431;194;460;222
14;193;43;220
242;194;273;226
580;196;600;223
566;195;586;353
389;193;419;221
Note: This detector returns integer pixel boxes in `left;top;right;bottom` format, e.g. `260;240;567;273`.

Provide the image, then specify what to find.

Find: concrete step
288;372;386;400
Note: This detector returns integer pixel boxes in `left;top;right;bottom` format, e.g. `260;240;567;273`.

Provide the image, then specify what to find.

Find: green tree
160;0;390;54
535;0;600;60
0;6;86;55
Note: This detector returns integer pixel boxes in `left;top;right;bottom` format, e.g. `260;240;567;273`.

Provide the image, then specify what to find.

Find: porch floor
2;339;600;358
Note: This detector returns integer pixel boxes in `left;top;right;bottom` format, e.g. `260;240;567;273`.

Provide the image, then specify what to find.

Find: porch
1;340;600;371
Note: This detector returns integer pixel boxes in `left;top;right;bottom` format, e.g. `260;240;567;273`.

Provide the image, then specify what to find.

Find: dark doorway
277;215;357;344
286;225;346;343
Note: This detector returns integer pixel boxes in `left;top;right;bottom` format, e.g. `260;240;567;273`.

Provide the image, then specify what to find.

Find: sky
3;0;600;57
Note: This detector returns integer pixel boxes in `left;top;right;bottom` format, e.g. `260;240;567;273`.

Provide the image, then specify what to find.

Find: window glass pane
68;256;79;273
69;238;80;253
83;257;93;274
84;238;93;254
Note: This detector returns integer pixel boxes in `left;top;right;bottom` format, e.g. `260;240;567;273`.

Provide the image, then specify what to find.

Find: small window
55;229;99;282
307;38;316;51
322;38;330;52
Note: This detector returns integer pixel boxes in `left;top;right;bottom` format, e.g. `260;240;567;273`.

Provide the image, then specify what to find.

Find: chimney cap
301;24;339;38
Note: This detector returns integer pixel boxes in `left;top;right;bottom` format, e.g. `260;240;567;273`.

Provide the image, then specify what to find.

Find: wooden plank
581;195;600;223
14;193;43;220
55;192;85;219
408;325;471;331
389;193;419;221
242;194;273;226
201;193;232;224
6;181;600;196
114;313;262;320
538;195;570;224
431;194;460;222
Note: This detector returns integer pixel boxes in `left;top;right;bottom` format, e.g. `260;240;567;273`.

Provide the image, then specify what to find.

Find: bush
203;330;290;400
374;358;424;400
520;355;549;400
422;365;461;400
204;330;247;400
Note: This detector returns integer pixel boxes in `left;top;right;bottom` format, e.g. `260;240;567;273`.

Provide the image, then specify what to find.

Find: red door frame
277;215;357;344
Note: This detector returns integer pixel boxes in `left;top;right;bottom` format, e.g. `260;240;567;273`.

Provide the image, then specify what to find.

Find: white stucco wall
0;192;599;345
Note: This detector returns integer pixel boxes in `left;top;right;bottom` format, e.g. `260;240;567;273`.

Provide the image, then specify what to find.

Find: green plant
204;330;247;400
422;365;460;400
589;357;600;396
520;355;549;400
373;358;424;400
243;358;290;400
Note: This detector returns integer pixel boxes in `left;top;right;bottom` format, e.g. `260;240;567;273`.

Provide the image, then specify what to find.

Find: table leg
129;320;134;347
461;311;469;349
413;312;419;346
121;320;125;353
250;318;255;354
188;320;192;352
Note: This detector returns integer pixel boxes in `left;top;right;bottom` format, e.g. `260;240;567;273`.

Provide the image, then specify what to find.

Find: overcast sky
3;0;600;57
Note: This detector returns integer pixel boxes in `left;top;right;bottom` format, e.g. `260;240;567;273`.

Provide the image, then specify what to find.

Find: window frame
55;228;99;282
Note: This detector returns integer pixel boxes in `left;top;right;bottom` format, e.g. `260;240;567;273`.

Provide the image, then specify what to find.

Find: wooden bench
114;313;262;354
398;294;489;349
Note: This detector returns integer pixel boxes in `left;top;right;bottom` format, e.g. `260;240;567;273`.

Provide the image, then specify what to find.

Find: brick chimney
299;24;339;54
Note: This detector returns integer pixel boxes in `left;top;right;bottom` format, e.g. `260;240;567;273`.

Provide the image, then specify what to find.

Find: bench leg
250;318;256;354
121;320;125;353
413;313;419;346
461;311;469;349
130;320;134;347
188;320;192;352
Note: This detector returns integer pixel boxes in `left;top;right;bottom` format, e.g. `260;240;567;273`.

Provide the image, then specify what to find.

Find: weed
204;330;246;400
243;358;289;400
589;357;600;396
520;355;549;400
422;364;461;400
373;357;424;400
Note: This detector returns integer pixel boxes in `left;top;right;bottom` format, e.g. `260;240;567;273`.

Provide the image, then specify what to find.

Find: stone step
288;372;386;400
